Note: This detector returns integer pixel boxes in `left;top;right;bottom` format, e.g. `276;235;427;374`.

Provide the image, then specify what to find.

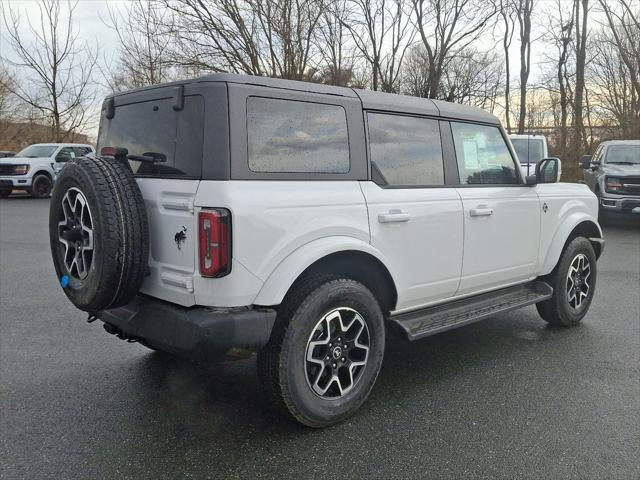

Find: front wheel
31;174;53;198
258;278;385;427
0;189;11;198
536;237;597;326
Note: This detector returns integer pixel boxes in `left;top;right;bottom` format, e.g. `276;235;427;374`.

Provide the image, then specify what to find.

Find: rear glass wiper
127;152;167;163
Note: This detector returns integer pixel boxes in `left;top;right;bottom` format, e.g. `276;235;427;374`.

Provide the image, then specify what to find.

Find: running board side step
391;281;553;341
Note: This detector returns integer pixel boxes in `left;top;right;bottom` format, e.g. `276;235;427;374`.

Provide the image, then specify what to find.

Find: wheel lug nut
332;363;336;368
325;356;330;361
329;343;332;347
337;337;341;342
341;357;345;362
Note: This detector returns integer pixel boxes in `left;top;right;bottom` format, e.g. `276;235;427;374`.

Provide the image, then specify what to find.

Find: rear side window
98;96;203;178
247;97;349;173
367;113;444;186
452;123;518;185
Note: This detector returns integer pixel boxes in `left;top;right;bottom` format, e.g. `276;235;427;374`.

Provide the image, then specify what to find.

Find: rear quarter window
246;97;350;174
97;95;203;178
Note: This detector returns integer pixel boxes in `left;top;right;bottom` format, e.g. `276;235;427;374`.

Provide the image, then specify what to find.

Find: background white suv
0;143;94;198
509;134;549;177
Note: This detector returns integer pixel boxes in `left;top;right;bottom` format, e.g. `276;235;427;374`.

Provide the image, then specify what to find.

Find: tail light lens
605;177;622;194
198;209;231;278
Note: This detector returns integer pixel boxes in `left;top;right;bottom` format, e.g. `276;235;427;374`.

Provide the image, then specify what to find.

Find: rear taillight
198;209;231;278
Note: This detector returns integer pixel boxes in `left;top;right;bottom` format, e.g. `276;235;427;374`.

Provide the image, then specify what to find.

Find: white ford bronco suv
0;143;94;198
49;75;603;427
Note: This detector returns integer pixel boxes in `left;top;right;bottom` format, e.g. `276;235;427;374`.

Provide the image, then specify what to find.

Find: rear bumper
99;294;277;363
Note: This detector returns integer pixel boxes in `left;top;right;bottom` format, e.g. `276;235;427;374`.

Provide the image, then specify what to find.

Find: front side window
592;145;604;164
56;147;76;162
73;147;92;157
247;97;350;174
452;123;519;185
367;113;444;186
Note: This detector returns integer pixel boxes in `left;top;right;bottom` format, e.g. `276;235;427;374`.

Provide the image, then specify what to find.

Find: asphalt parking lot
1;196;639;479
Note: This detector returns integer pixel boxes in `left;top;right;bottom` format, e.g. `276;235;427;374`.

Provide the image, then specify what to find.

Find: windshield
605;145;640;164
511;138;544;164
16;145;57;158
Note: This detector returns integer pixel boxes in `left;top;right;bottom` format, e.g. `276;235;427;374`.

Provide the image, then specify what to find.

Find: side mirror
536;157;561;183
579;155;592;169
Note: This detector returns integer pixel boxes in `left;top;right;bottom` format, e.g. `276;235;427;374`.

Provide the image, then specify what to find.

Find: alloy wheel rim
304;307;370;399
566;253;591;310
57;187;94;280
36;178;50;195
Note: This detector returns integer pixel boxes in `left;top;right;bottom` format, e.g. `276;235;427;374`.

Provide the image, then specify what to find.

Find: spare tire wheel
49;156;149;312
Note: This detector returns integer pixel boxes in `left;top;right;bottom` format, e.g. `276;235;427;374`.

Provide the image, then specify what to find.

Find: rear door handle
470;207;494;217
378;209;410;223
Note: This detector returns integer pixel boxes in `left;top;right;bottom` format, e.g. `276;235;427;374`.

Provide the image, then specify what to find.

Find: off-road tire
536;237;597;327
30;174;53;198
257;277;385;428
49;156;149;312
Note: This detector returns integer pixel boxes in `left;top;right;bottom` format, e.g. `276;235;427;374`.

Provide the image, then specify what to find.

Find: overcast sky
1;0;610;139
0;0;128;68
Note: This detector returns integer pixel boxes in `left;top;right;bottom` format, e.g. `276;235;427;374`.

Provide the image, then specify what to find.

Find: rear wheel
258;277;385;427
536;237;597;326
30;174;52;198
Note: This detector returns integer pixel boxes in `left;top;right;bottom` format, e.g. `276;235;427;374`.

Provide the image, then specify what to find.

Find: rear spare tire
49;156;149;312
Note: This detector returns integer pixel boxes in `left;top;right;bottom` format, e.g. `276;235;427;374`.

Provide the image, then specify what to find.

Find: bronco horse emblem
174;226;187;250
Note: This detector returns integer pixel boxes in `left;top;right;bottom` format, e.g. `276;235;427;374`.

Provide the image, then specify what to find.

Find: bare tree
1;0;97;141
589;5;640;137
571;0;589;152
0;66;16;122
163;0;324;80
411;0;497;99
313;0;360;86
102;0;177;92
499;0;516;132
338;0;415;92
542;0;575;151
514;0;534;133
598;0;640;104
404;45;503;109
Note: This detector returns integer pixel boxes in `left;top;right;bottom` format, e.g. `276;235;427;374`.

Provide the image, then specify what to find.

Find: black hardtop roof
106;73;500;125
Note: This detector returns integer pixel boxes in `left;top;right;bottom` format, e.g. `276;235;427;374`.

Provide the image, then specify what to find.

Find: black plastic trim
99;294;277;363
391;281;553;341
